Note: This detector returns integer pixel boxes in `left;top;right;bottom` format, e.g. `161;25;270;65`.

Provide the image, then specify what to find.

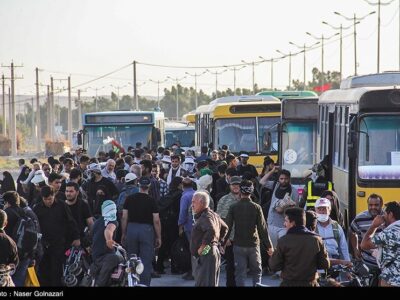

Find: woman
0;171;16;195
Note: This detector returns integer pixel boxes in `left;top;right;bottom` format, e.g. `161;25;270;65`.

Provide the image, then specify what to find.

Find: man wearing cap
225;180;273;286
315;197;351;264
116;173;138;223
91;200;122;286
28;169;49;207
237;152;258;179
216;175;242;287
86;163;119;217
121;176;161;286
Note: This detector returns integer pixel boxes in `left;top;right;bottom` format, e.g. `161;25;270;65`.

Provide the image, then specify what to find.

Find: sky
1;0;400;109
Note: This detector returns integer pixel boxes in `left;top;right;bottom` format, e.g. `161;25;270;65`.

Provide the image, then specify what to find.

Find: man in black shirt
91;200;121;286
121;177;161;286
0;209;19;286
237;152;258;179
33;186;80;286
65;182;93;240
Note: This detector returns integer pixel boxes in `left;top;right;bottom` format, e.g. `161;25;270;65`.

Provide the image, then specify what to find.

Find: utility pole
227;66;245;95
167;76;186;120
185;71;206;109
50;77;54;140
2;62;23;156
77;89;82;129
68;76;72;147
133;60;138;110
363;0;394;72
206;69;227;99
149;79;168;109
35;68;41;151
47;85;50;139
289;41;320;87
1;74;5;136
31;98;34;137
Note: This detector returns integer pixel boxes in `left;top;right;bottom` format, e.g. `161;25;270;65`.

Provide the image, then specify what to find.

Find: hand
267;248;274;256
121;235;126;247
106;239;115;250
179;226;184;237
197;244;206;256
225;239;232;247
341;260;353;267
219;245;225;255
371;215;385;228
353;248;362;260
72;239;81;247
154;237;161;249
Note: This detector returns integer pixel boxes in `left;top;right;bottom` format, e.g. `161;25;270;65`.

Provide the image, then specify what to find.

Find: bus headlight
136;262;144;275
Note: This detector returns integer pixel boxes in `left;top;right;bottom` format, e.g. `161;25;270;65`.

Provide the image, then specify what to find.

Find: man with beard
350;193;385;273
265;169;299;248
166;155;187;186
361;201;400;287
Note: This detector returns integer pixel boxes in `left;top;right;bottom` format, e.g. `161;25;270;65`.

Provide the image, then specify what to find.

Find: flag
313;83;332;93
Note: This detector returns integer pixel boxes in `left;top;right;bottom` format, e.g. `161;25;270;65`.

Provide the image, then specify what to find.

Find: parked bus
182;111;196;125
318;72;400;227
256;90;318;99
210;97;281;170
81;111;165;157
165;121;195;152
280;98;318;188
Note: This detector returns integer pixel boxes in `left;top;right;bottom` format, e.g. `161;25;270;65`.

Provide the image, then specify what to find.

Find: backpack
11;208;41;258
170;235;191;273
316;220;341;256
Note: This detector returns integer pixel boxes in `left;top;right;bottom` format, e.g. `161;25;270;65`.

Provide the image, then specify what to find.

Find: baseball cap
125;173;137;183
315;198;331;208
229;176;242;185
138;177;151;186
240;152;249;158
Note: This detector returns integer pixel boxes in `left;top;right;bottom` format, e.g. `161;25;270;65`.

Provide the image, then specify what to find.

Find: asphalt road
150;267;280;287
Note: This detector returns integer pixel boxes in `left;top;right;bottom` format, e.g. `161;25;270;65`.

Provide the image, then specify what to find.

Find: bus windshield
166;129;195;148
84;125;152;157
214;117;279;154
282;122;316;178
358;115;400;180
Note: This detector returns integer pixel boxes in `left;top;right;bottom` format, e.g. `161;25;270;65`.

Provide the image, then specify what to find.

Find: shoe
182;273;194;281
151;271;162;278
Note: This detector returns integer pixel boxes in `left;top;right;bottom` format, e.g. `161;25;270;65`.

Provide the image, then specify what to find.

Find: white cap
125;173;137;183
161;156;171;164
315;198;331;208
240;153;249;158
184;157;195;164
88;163;101;173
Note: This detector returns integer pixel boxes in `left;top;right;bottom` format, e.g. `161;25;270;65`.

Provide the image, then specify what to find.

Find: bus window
358;115;400;180
258;117;280;154
214;118;257;153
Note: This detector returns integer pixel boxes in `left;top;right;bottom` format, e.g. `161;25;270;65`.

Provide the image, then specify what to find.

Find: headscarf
101;200;117;226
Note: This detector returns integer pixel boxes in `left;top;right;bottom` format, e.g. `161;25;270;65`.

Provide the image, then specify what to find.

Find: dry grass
0;157;19;170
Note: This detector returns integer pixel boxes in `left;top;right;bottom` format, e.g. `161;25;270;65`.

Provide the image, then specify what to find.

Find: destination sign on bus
85;114;153;124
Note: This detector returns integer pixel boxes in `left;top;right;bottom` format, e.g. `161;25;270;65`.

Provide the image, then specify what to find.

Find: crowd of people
0;142;399;287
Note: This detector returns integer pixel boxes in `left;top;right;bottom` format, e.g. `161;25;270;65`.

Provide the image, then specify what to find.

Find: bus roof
211;100;281;118
83;110;165;125
165;121;195;130
340;72;400;89
209;95;279;105
256;90;318;99
195;104;212;114
182;111;196;123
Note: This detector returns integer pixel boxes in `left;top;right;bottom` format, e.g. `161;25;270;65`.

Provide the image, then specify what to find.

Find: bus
256;90;318;99
182;111;196;125
279;98;318;189
210;97;281;170
165;121;195;152
81;111;165;157
318;72;400;227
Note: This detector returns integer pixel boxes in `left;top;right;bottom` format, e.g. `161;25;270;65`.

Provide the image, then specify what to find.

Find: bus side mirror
347;130;357;159
77;130;83;145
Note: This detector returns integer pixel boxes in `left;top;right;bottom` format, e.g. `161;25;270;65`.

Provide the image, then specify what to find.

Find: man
196;146;209;163
48;172;66;202
191;191;228;287
178;177;196;280
33;186;80;286
86;163;119;217
315;198;351;265
65;182;94;240
264;169;299;247
0;209;19;287
91;200;122;286
269;207;330;286
101;159;117;182
300;162;333;210
166;155;187;186
151;164;168;198
361;201;400;287
121;177;161;286
237;152;258;179
140;159;161;204
225;180;273;287
216;175;242;287
350;193;384;272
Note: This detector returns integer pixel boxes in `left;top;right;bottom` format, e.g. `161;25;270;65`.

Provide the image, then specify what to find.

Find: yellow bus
210;97;281;170
182;111;196;125
318;72;400;227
